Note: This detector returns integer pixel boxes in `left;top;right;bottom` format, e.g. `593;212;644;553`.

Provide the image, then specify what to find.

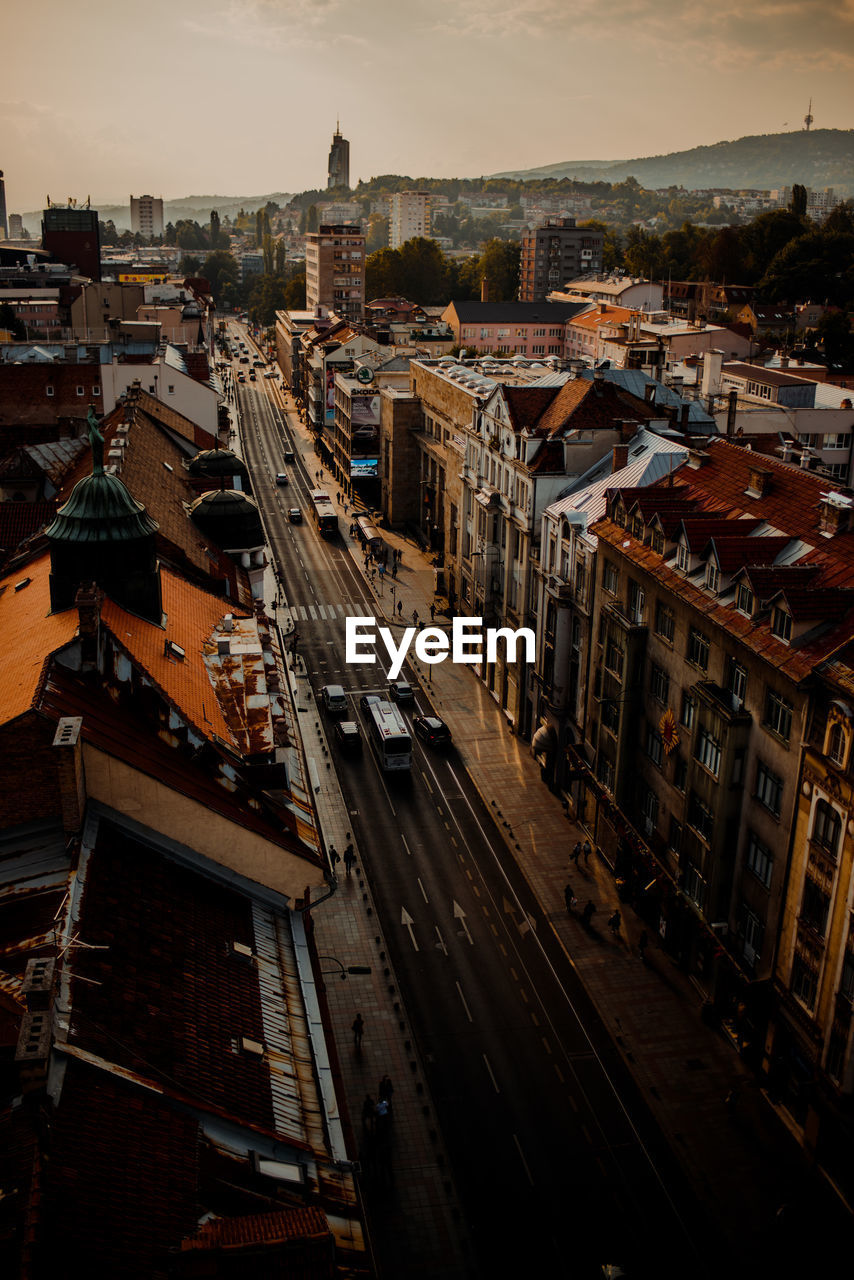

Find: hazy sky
3;0;852;213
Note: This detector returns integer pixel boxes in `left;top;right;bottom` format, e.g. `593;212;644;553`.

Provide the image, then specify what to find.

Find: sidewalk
273;387;852;1268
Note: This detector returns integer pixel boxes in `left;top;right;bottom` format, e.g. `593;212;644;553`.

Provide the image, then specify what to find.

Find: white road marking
455;980;473;1022
512;1133;534;1186
483;1054;500;1093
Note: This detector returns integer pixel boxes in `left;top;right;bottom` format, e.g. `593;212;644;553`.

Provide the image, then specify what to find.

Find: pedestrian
430;602;436;622
581;899;596;927
638;928;649;962
570;841;582;867
352;1012;365;1049
336;490;341;503
412;609;419;627
582;839;592;865
391;561;397;579
362;1093;375;1131
607;909;621;936
396;600;403;618
329;844;340;867
344;844;356;875
564;883;577;915
378;1073;394;1106
374;1097;391;1136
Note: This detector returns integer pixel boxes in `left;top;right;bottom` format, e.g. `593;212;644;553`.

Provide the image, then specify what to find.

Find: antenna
804;98;813;132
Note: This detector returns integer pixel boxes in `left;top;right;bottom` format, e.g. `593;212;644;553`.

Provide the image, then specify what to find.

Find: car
239;356;249;364
283;449;295;463
249;372;256;381
360;693;382;719
288;508;302;523
413;714;452;747
388;681;414;705
334;720;361;751
275;473;289;486
321;684;348;715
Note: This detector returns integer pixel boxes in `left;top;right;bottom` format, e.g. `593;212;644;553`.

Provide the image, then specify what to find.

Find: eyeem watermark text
345;616;535;680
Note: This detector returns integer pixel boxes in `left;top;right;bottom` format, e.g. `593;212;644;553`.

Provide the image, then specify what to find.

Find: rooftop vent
686;449;708;469
818;491;853;536
241;1036;265;1058
165;639;185;661
53;716;82;747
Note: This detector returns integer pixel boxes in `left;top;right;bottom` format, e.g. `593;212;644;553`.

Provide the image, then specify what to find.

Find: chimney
612;444;629;473
800;447;813;470
480;276;489;303
818;494;852;536
726;389;738;437
619;419;636;443
75;582;102;668
52;715;86;834
701;350;723;399
746;465;773;498
680;403;690;427
644;382;656;404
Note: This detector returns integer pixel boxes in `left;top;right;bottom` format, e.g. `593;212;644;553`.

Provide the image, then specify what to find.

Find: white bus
367;700;412;772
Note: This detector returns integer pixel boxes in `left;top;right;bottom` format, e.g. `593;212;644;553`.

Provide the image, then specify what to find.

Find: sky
3;0;852;215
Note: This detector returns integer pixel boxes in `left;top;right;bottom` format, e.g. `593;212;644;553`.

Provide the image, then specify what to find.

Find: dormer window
736;582;754;615
828;722;846;766
631;513;644;540
651;529;664;555
706;562;720;593
677;542;690;572
771;606;792;643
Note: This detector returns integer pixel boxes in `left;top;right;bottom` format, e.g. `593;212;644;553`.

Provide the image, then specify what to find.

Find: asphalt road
229;325;717;1280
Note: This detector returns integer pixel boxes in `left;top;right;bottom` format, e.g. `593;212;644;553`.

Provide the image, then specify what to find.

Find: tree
274;239;286;275
210;210;222;249
179;253;202;277
477;239;521;302
200;250;239;302
99;219;118;246
0;302;25;339
760;231;854;308
790;184;808;218
283;273;306;309
175;219;207;250
816;309;854;367
623;226;665;280
365;213;389;253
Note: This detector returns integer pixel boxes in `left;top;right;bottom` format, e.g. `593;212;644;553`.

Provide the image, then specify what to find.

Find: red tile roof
705;534;791;572
182;1206;331;1252
0;552;79;727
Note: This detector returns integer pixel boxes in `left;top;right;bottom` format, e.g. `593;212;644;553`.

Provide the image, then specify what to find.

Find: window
801;876;830;935
46;385;55;397
735;582;754;615
651;529;664;555
696;726;721;776
824;432;847;450
668;817;682;851
674;755;687;791
677;542;690;572
828;722;847;767
705;561;720;593
76;386;85;396
650;664;669;704
764;689;793;742
742;908;763;965
746;830;773;889
681;692;695;730
687;628;710;671
791;952;818;1009
840;951;854;1003
755;761;783;816
771;607;792;643
575;559;586;602
655;603;674;643
646;727;663;766
603;562;618;594
605;638;624;677
92;384;101;396
727;659;747;709
629;579;645;623
684;862;707;908
601;699;619;732
631;513;645;540
688;791;714;841
812;799;841;858
640;785;659;835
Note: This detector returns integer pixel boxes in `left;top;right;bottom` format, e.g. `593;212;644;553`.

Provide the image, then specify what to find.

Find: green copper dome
187;448;247;478
46;470;160;544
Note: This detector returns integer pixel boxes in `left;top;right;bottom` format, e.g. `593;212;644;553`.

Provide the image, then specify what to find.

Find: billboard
350;457;378;478
119;272;169;283
325;367;336;424
351;392;380;427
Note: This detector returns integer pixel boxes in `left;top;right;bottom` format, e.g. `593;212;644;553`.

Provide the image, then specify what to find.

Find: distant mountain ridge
490;129;854;195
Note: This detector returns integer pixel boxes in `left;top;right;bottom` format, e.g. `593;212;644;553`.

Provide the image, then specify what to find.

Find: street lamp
318;956;372;980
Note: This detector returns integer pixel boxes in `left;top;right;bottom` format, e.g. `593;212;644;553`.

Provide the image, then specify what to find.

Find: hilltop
490;129;854;195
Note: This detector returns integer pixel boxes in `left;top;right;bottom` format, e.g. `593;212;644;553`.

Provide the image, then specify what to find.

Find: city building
441;300;589;356
327;121;350;189
0;169;7;239
552;276;664;312
304;223;365;323
8;213;23;239
583;441;854;1062
129;193;164;239
389;191;432;249
41;199;101;281
519;220;604;303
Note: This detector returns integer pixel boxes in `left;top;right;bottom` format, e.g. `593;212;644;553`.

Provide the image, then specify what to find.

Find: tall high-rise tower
42;198;101;280
327;123;350;190
0;170;7;240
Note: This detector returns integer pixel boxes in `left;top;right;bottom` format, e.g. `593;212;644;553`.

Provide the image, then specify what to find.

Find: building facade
129;193;164;239
389;191;432;249
519;220;603;303
41;201;101;281
304;223;365;323
327;123;350;189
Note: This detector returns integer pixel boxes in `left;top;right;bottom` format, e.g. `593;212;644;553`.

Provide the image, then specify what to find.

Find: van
321;684;348;715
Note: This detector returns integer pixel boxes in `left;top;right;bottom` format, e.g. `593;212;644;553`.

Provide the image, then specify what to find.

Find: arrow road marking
453;899;473;945
401;907;419;951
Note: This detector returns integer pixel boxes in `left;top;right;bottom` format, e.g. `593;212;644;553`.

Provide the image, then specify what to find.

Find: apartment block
130;194;164;239
519;219;603;303
389;191;432;249
304;223;365;323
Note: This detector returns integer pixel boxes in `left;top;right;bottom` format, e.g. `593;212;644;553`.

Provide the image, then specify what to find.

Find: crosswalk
279;601;364;624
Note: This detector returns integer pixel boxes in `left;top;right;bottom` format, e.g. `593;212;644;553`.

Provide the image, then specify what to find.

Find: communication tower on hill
804;98;814;131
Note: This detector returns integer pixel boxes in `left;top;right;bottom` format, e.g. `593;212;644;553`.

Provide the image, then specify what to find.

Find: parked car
388;681;414;705
412;714;452;747
276;473;289;486
288;508;302;523
321;684;348;715
334;720;361;751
